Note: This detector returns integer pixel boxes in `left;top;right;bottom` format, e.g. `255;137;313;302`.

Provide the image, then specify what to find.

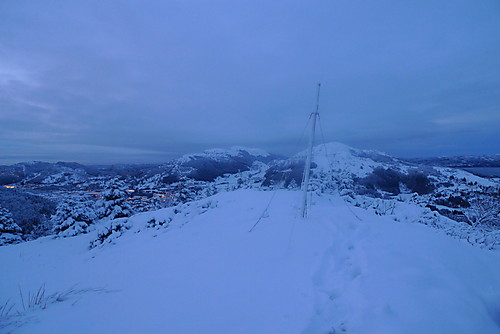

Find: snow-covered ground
1;189;500;333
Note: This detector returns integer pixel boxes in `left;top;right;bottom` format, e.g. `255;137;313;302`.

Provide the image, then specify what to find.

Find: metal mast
301;83;321;218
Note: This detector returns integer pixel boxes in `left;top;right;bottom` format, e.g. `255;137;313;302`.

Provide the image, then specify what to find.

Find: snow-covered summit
293;142;399;177
262;142;410;189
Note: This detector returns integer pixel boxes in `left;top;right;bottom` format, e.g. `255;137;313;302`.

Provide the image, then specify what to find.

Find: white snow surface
1;189;500;333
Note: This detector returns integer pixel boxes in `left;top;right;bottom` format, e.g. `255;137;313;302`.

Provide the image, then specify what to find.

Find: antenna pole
301;83;321;218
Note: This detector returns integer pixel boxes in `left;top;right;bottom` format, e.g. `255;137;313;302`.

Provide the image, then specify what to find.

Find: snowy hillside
1;142;498;248
1;190;500;333
154;146;280;184
263;142;496;194
286;142;495;183
295;142;401;177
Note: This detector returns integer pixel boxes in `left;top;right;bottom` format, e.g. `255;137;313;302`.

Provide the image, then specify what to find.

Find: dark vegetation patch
0;188;56;235
435;195;471;208
262;161;313;188
0;175;22;185
357;167;435;196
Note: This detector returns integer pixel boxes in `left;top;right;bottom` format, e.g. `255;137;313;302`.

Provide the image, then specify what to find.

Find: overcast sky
1;0;499;164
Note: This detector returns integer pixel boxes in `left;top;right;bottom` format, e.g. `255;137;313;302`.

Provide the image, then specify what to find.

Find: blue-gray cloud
0;0;499;164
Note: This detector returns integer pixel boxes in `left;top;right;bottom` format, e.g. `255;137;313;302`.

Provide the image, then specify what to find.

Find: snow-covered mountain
263;142;493;191
0;162;87;186
297;142;402;175
1;190;499;333
1;142;498;245
152;146;282;184
0;161;156;186
1;144;496;190
0;147;281;187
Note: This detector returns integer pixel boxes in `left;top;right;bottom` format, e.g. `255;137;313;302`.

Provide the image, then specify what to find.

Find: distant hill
404;155;500;168
403;155;500;178
0;147;283;187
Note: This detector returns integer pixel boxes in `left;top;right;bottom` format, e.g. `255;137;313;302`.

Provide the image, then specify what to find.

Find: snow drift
1;189;499;333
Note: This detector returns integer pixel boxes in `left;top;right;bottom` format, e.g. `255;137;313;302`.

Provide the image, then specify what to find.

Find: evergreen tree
0;207;23;245
203;183;217;198
96;181;134;220
52;200;97;237
287;178;298;190
172;177;198;204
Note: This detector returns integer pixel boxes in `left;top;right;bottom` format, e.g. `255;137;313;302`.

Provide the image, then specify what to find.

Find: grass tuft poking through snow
1;284;112;333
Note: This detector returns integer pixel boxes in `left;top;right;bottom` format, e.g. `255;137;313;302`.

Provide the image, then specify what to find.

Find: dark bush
358;167;435;196
435;195;470;208
403;170;435;195
262;161;310;188
359;167;402;195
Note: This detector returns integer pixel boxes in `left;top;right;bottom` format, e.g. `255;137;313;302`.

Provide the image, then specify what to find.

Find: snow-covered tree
172;177;200;204
89;218;130;248
0;207;23;245
52;200;97;237
287;178;299;190
463;194;500;228
202;183;217;198
96;181;134;220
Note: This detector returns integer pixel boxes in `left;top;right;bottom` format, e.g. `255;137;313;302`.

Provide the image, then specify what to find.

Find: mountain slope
0;147;280;188
298;142;403;176
154;146;281;183
1;190;499;333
